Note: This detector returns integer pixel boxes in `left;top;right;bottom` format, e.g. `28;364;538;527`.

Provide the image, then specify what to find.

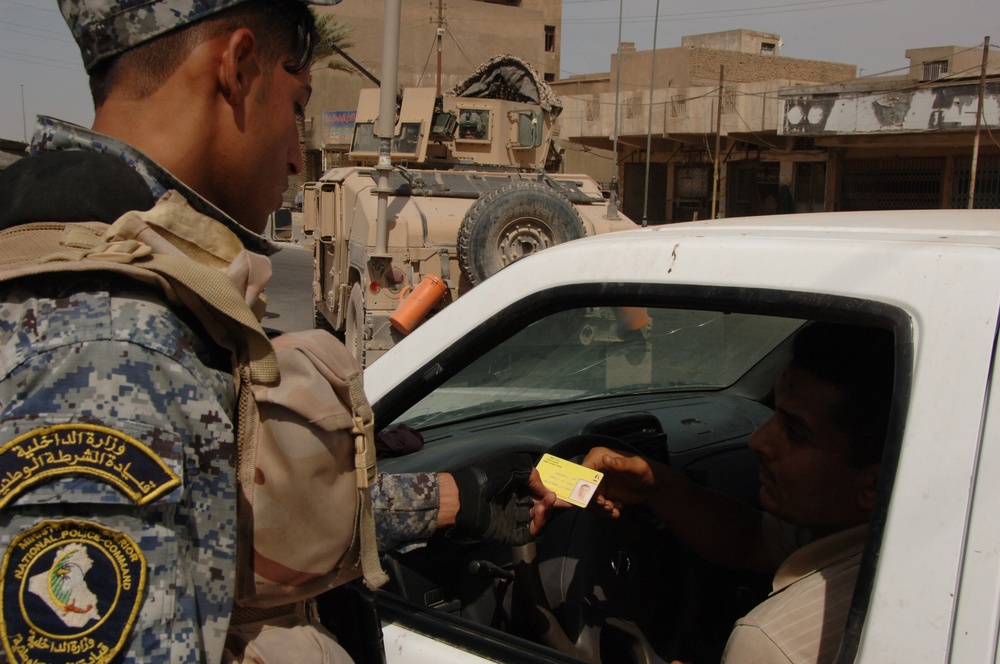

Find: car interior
318;294;901;664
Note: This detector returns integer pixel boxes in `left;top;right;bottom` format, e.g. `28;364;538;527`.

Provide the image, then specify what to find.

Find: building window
842;157;944;210
760;42;776;56
676;165;709;199
545;25;556;53
922;60;949;80
586;99;601;121
670;94;687;118
544;72;555;82
625;96;642;119
723;88;737;113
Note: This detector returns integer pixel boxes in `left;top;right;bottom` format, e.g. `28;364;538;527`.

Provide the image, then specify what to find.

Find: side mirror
270;208;293;242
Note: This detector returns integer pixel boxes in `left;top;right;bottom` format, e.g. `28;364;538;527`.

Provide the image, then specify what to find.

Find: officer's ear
218;27;261;107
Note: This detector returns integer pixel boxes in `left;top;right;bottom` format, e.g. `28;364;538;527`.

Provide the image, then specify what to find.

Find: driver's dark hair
88;0;318;107
791;322;895;468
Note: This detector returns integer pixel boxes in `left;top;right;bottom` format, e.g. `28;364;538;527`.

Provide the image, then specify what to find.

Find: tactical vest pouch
0;200;388;610
237;329;388;607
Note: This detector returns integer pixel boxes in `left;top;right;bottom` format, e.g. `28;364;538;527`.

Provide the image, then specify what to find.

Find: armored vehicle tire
345;283;365;368
458;181;587;286
313;304;335;333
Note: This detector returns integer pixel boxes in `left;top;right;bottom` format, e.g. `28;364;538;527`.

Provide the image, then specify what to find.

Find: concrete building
779;45;1000;211
553;30;1000;221
302;0;562;180
552;29;856;222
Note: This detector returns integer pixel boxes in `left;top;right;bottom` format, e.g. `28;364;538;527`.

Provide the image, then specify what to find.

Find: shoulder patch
1;519;146;663
0;423;180;508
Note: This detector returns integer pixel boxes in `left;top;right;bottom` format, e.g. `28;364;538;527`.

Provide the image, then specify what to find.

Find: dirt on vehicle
303;55;638;366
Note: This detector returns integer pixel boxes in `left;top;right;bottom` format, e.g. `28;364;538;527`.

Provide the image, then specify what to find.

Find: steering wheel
546;432;644;463
510;433;676;663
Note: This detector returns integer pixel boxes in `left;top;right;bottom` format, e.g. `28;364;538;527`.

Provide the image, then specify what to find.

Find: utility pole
711;66;724;219
641;0;660;228
968;36;990;210
21;84;27;143
605;0;624;221
435;0;444;97
375;0;401;257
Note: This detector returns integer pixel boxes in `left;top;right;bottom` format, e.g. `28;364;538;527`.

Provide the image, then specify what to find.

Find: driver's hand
582;446;661;518
449;453;556;545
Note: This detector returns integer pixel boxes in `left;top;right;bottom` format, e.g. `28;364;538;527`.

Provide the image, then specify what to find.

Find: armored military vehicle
303;55;638;366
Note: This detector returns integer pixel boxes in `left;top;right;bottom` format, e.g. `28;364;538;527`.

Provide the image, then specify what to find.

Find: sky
1;0;997;142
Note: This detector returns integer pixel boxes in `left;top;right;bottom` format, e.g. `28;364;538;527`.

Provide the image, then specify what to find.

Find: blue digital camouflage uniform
0;117;440;663
0;273;238;663
58;0;340;74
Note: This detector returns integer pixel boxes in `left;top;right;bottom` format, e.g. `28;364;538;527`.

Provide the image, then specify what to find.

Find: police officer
0;2;551;662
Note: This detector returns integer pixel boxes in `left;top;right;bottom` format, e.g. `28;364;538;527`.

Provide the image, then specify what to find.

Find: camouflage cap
59;0;342;73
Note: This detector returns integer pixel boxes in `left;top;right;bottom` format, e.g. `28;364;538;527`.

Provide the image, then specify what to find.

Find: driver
581;322;894;664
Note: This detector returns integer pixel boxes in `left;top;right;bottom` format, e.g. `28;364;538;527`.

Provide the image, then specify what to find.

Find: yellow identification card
536;453;604;508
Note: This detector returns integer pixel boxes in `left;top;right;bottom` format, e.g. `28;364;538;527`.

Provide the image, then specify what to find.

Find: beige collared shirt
721;519;869;664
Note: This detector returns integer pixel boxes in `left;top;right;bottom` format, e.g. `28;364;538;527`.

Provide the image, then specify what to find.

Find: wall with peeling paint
780;81;1000;135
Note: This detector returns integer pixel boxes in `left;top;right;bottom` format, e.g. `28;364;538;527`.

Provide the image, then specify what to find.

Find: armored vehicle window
392;123;421;156
352;122;422;156
351;122;378;153
457;109;490;141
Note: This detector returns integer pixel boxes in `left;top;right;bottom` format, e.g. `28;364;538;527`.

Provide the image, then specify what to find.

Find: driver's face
749;363;876;535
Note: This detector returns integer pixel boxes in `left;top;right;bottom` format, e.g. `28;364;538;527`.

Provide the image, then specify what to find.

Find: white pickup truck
326;209;1000;664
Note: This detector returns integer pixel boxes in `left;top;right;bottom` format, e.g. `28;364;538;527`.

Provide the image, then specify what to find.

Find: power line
562;0;886;25
0;47;83;74
0;0;62;11
0;21;73;42
558;39;997;107
732;106;779;148
444;26;482;73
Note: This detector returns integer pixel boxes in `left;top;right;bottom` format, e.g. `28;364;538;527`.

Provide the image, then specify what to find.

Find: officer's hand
449;453;554;546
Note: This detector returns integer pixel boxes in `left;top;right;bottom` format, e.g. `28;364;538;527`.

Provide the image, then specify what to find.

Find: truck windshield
391;307;803;429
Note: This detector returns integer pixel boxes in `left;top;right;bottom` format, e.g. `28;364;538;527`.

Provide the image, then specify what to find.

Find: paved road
261;241;315;334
